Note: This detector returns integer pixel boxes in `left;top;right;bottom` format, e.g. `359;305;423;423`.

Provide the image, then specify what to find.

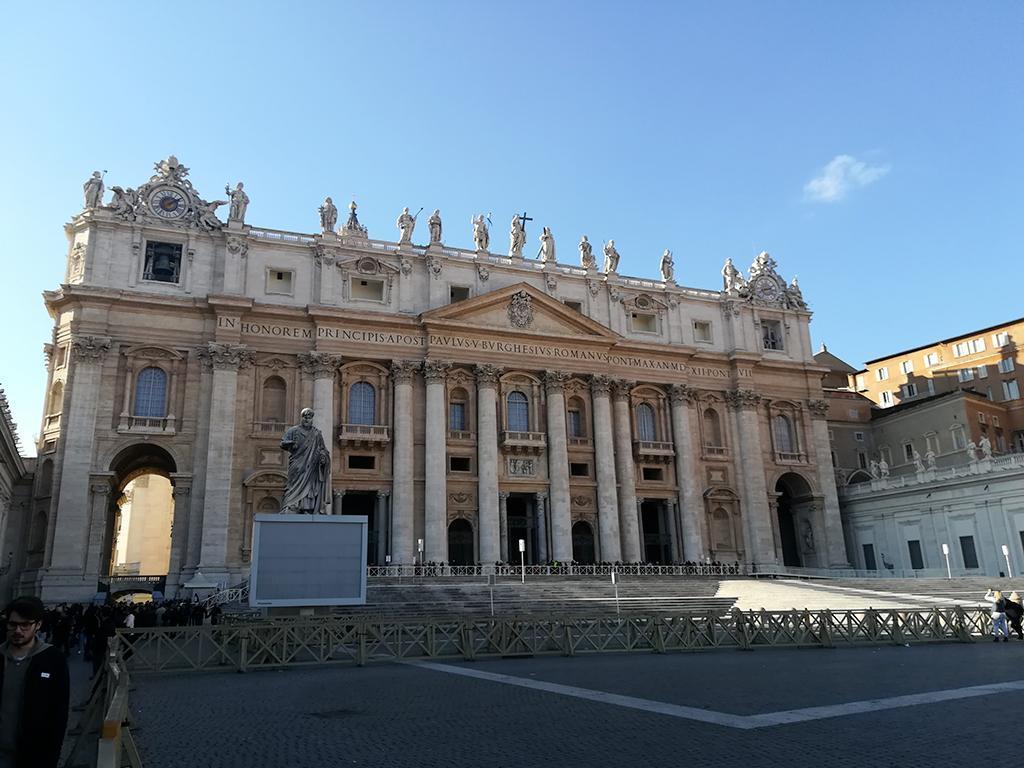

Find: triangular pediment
421;282;620;341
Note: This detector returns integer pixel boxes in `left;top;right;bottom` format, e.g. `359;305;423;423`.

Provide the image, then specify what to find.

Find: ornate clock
752;276;780;302
149;187;187;219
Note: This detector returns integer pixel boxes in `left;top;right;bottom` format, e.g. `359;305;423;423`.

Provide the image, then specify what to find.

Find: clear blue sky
1;1;1020;455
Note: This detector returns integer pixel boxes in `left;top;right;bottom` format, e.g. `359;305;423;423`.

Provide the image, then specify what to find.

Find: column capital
376;489;391;499
474;364;502;389
806;398;829;419
70;335;112;363
298;351;343;379
89;476;114;496
590;374;613;397
725;388;762;411
670;384;700;405
196;342;255;371
611;379;636;401
390;360;421;384
172;484;192;499
423;359;453;383
499;492;510;502
543;370;570;393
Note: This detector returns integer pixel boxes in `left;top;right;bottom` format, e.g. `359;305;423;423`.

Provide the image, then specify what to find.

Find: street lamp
941;543;951;580
1002;544;1013;578
417;538;424;569
518;539;526;584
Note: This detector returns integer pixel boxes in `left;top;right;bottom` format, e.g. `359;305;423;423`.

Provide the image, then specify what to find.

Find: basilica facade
22;157;847;601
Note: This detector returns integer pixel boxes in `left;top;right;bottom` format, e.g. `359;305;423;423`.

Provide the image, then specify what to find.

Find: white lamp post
1002;544;1013;578
417;538;424;568
611;570;620;616
518;539;526;584
942;543;951;580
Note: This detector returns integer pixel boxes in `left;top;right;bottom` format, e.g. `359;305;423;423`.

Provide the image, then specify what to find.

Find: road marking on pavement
405;660;1024;730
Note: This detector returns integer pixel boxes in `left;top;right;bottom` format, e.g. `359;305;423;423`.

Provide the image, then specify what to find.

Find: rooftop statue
428;209;442;244
472;214;490;252
722;257;746;295
578;235;596;269
280;408;330;514
83;171;104;209
319;197;338;233
226;182;249;224
538;227;556;263
397;207;416;244
603;240;620;274
660;249;675;283
509;214;526;258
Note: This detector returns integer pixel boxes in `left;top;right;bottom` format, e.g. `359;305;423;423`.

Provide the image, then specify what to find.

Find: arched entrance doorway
571;521;596;564
447;519;474;566
106;444;177;596
775;473;814;568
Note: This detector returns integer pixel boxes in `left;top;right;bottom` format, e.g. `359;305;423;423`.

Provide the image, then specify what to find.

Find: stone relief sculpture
538;227;555;263
508;291;534;328
226;182;249;223
472;214;490;252
603;240;620;273
280;408;330;514
660;249;675;282
193;198;226;231
578;235;596;269
785;276;807;310
397;207;416;244
83;171;104;209
108;186;139;220
722;257;746;295
319;197;338;233
802;520;815;551
428;209;442;244
509;214;526;258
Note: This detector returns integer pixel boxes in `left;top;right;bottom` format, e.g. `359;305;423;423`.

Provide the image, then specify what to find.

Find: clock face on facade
752;276;779;301
150;187;187;219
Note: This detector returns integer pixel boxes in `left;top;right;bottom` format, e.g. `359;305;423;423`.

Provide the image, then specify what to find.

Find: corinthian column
390;361;419;564
612;380;641;562
544;370;573;561
423;360;451;562
45;335;111;598
198;343;254;579
475;365;501;564
670;384;705;561
299;352;342;513
807;398;850;567
165;474;193;596
590;375;621;562
726;388;776;566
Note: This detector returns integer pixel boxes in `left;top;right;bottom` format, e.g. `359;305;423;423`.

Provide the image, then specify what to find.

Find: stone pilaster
670;384;705;561
83;474;115;586
590;375;622;562
536;493;549;563
299;352;342;514
612;379;641;562
499;492;510;562
725;388;776;566
543;370;573;562
390;361;419;564
807;398;849;567
44;335;111;600
197;343;254;579
423;360;451;562
315;246;337;305
475;364;501;564
165;474;193;596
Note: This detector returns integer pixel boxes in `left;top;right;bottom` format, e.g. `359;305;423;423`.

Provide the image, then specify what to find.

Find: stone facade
23;158;846;601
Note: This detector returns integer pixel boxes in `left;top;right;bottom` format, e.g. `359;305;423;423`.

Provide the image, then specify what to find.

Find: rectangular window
761;320;783;350
143;241;183;283
351;278;385;301
348;455;376;470
907;540;924;570
855;375;866;390
265;269;294;295
880;391;893;406
876;367;890;381
641;466;663;481
567;409;584;439
854;431;864;442
997;432;1006;452
957;369;975;383
903;443;914;462
954;338;986;357
925;352;940;367
449;456;472;473
630;312;657;333
951;426;966;450
828;428;835;442
1004;380;1021;400
927;378;935;395
879;446;892;465
449;286;471;303
925;433;940;454
563;300;583;313
570;462;590;478
994;332;1010;347
977;365;988;379
901;383;918;398
848;408;860;419
862;544;877;571
693;321;713;343
993;416;1001;427
857;451;868;469
978;412;987;424
449;402;467;432
959;535;979;569
999;358;1015;374
900;360;914;374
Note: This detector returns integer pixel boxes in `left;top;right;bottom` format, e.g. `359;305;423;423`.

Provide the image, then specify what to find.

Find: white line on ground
405;660;1024;730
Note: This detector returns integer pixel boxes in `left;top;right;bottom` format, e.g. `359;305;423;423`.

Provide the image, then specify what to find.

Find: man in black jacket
0;596;70;768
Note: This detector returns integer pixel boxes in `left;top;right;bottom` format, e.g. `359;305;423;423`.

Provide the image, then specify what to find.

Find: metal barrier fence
367;563;743;578
116;606;990;675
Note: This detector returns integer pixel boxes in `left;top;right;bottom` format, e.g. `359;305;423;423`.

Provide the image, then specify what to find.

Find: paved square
131;644;1015;767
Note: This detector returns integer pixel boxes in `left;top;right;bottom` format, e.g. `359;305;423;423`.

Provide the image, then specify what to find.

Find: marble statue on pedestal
913;450;925;473
603;240;620;273
428;209;442;244
869;459;880;479
722;258;746;294
83;171;104;209
397;207;416;244
980;435;993;459
925;449;937;470
966;440;979;462
509;215;525;258
538;227;555;263
578;236;596;269
226;182;249;223
472;214;490;251
280;408;330;514
879;458;890;478
319;197;338;233
660;249;674;282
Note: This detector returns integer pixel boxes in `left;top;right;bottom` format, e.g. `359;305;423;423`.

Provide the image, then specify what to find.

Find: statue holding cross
509;211;531;259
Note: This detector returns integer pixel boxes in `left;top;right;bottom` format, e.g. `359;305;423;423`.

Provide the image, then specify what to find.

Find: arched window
567;397;585;438
261;376;287;424
348;382;376;425
703;408;723;447
507;391;529;432
47;382;64;415
449;388;468;431
257;497;280;514
636;403;657;441
133;367;167;418
712;507;733;549
773;414;796;454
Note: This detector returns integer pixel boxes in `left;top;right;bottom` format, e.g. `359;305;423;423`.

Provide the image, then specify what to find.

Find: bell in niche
152;251;174;278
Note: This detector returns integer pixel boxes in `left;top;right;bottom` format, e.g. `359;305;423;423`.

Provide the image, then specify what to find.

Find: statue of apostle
578;235;596;269
538;227;556;263
83;171;104;209
226;182;249;223
603;240;620;273
509;214;525;258
660;249;675;282
280;408;331;514
397;207;416;243
472;214;490;252
319;197;338;233
428;209;442;244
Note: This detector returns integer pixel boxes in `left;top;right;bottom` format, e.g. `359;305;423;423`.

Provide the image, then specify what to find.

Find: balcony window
507;391;529;432
449;401;467;431
636;403;657;441
772;414;796;454
133;367;167;418
348;382;376;425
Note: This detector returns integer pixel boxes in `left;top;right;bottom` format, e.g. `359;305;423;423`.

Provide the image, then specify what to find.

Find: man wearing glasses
0;596;70;768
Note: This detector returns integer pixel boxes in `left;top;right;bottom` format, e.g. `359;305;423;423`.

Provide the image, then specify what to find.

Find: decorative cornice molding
70;335;112;362
725;388;762;411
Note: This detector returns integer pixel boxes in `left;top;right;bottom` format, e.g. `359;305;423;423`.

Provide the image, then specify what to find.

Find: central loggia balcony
501;430;547;454
338;423;390;448
702;444;730;460
117;414;176;435
634;440;676;461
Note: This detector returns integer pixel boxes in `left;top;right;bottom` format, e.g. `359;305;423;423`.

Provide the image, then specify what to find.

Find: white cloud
804;154;890;202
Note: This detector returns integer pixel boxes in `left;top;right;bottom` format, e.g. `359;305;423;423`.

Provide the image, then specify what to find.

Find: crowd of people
985;588;1024;641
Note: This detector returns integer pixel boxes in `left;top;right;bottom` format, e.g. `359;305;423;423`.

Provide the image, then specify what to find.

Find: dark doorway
774;473;813;568
572;521;596;564
640;500;672;564
505;494;540;564
340;491;379;565
447;519;474;566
